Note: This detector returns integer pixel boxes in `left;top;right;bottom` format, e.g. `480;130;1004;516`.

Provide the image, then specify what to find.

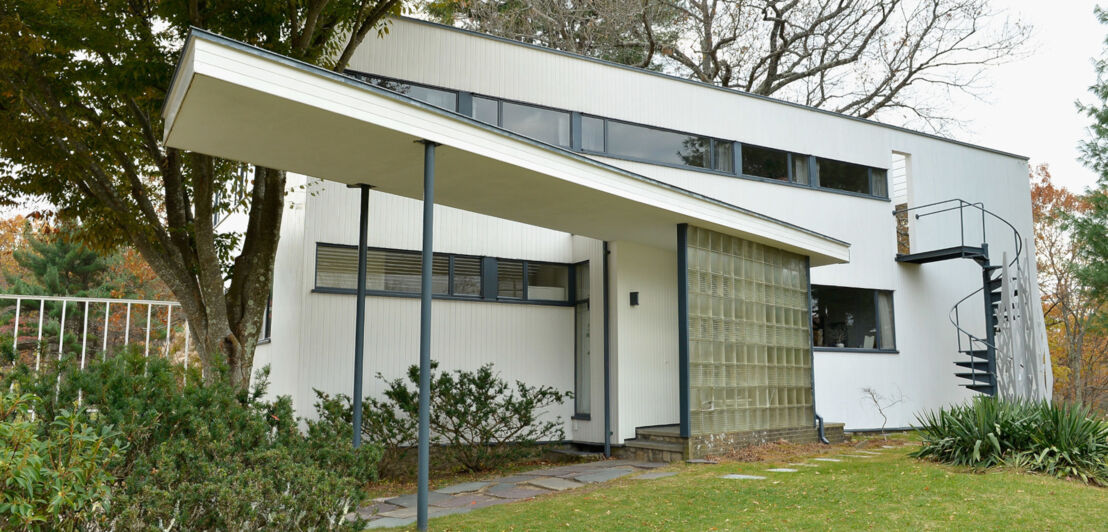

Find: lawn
381;438;1108;531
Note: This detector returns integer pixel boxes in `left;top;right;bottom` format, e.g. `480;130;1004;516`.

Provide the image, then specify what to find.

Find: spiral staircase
893;200;1050;399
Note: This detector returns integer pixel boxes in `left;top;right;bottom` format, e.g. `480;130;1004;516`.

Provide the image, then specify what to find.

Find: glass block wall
686;226;813;435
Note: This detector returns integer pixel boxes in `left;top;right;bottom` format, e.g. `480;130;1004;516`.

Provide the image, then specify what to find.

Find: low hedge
1;350;380;530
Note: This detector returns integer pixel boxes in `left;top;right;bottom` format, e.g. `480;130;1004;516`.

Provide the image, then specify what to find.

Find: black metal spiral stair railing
893;199;1024;396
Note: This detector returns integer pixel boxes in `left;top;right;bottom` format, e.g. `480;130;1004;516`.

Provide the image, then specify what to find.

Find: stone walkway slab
527;477;584;491
766;468;798;472
720;474;765;480
841;454;872;458
813;458;842;462
493;474;541;484
435;481;491;494
365;516;415;529
386;491;452;508
635;471;677;480
486;484;550;500
788;463;819;468
574;468;634;484
432;493;504;510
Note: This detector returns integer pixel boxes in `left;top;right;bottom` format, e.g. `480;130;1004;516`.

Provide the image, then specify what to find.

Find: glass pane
501;101;570;146
575;301;591;415
473;96;498;125
497;260;524;299
606;121;710;168
793;154;810;185
363;76;457;111
811;285;878;349
871;168;889;198
877;291;895;349
432;254;450;295
527;263;569;301
574;262;590;301
714;141;734;173
817;159;870;194
452;256;482;297
315;245;359;290
582;116;604;152
742;145;788;180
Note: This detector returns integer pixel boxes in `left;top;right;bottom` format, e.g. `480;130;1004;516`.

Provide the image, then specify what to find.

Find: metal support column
602;241;611;458
416;140;438;531
351;184;371;448
676;224;690;438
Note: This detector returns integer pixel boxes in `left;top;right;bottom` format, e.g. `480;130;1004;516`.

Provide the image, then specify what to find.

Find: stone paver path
765;468;798;473
357;459;668;529
720;474;766;480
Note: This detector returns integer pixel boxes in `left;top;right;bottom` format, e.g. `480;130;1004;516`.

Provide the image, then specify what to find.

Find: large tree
0;1;405;388
1032;165;1107;410
428;0;1030;131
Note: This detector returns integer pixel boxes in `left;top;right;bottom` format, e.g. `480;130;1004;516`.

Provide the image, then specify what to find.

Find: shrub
2;350;381;530
316;361;571;475
0;392;124;531
912;397;1108;485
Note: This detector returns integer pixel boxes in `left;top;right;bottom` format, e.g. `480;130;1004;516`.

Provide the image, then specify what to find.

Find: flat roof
162;29;850;265
395;17;1028;162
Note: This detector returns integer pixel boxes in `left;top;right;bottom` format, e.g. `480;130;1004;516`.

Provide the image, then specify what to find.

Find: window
742;145;789;181
501;101;571;147
811;285;895;350
497;260;524;299
452;256;482;296
581;116;605;152
816;159;871;195
527;263;570;302
345;71;893;199
606;120;711;168
473;96;498;125
357;75;458;112
573;262;590;416
314;245;453;296
871;168;889;198
714;142;734;173
793;155;810;185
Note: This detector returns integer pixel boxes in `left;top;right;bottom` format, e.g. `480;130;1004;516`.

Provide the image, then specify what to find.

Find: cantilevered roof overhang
163;30;850;266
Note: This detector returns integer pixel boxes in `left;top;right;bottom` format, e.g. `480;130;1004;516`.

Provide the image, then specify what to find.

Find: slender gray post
677;224;690;438
602;241;611;457
352;184;371;448
416;140;438;531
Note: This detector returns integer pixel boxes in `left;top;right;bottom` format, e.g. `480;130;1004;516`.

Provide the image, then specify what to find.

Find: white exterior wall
608;241;679;442
254;19;1046;436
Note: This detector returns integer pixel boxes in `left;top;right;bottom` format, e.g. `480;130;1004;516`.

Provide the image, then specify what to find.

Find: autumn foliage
1032;165;1108;412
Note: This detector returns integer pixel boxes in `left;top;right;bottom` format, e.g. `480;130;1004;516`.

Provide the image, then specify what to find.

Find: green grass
384;442;1108;531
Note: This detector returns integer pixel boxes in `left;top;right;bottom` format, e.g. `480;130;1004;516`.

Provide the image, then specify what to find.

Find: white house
165;18;1051;460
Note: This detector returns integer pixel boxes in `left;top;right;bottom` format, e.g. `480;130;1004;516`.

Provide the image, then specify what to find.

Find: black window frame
312;243;576;307
810;284;897;353
343;69;892;201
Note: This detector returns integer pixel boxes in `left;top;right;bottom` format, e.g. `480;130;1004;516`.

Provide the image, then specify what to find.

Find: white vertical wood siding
608;241;679;442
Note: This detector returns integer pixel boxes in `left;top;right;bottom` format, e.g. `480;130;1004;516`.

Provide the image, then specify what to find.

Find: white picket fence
1;294;194;383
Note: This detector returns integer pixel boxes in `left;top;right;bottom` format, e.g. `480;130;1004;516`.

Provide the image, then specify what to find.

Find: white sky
950;0;1104;191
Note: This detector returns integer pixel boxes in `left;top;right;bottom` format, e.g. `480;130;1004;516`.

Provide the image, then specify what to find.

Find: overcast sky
951;0;1104;191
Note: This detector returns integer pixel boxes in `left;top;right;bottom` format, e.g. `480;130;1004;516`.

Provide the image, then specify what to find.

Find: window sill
813;347;898;354
571;414;592;421
257;338;272;345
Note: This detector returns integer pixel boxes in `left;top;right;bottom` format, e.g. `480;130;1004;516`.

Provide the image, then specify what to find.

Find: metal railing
0;294;194;384
892;199;1025;389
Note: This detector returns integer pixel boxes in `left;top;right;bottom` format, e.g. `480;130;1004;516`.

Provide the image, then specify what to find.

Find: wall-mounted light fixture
630;291;640;306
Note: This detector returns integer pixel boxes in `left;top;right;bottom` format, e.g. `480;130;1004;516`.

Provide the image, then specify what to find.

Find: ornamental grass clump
912;397;1108;485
